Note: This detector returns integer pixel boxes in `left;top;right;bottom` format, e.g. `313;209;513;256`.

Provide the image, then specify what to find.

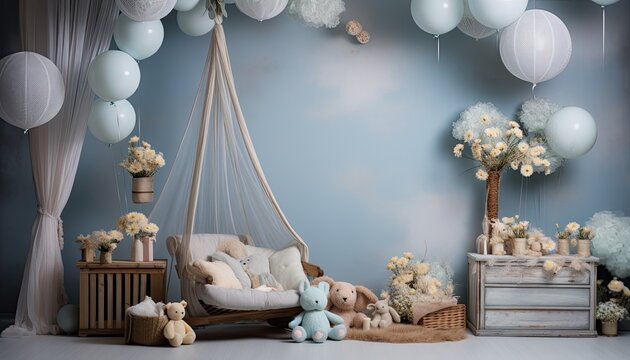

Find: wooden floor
0;324;627;360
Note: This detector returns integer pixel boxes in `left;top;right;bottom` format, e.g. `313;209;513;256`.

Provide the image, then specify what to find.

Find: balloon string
531;83;537;99
434;35;440;64
602;6;606;64
119;146;129;213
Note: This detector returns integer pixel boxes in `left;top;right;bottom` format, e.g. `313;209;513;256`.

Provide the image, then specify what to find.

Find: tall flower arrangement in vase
452;102;553;244
120;136;165;204
117;212;159;262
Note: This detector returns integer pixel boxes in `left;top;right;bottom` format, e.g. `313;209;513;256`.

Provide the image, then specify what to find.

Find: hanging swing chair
149;9;322;327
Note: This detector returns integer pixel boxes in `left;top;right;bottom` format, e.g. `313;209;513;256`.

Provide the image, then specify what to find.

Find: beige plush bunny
312;276;378;329
367;299;401;329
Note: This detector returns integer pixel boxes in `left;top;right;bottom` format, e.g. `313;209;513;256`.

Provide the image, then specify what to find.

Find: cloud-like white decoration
288;0;346;28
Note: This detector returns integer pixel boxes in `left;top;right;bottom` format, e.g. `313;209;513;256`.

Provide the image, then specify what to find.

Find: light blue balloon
177;0;215;36
88;50;141;102
545;106;597;159
57;304;79;335
411;0;465;36
88;99;136;144
174;0;199;11
114;14;164;60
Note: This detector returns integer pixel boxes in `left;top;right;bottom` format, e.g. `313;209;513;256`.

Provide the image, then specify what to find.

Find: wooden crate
76;260;167;336
467;253;598;337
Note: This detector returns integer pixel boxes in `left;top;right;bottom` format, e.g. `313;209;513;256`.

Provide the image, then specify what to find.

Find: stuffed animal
240;254;283;290
163;301;196;347
312;276;378;329
217;239;248;260
288;280;346;343
488;219;511;255
367;299;401;329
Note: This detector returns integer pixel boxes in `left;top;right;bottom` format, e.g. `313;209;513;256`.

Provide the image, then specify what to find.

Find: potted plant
91;230;124;264
596;278;630;336
576;226;594;257
452;103;552;243
509;219;529;257
120;136;165;204
75;234;96;262
118;212;159;262
555;222;579;256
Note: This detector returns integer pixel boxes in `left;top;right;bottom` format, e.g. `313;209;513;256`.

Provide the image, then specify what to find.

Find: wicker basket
419;304;466;330
124;313;168;346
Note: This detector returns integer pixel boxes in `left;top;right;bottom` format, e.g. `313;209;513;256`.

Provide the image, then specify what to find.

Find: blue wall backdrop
1;0;629;313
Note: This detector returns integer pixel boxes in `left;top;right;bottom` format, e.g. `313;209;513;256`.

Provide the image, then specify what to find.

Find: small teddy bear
288;280;346;343
163;300;196;347
367;298;401;329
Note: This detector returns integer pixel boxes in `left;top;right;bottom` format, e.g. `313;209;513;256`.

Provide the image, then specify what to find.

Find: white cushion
269;246;307;291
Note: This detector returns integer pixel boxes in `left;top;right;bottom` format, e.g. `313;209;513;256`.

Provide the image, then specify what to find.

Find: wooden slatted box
76;260;167;336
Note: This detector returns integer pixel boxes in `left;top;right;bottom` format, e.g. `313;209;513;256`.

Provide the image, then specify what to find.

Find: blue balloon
57;304;79;335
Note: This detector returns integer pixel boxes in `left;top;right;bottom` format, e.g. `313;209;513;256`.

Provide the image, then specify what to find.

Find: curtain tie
37;207;64;250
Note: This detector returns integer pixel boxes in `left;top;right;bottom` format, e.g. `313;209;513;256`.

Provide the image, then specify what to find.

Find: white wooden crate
467;253;598;337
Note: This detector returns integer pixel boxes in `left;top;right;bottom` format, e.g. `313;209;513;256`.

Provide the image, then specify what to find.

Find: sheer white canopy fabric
1;0;118;336
150;17;308;316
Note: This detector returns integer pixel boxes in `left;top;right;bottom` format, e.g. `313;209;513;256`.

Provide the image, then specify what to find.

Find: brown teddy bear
163;300;196;347
312;276;378;329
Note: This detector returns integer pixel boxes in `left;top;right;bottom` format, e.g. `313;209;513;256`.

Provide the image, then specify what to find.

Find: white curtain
2;0;118;336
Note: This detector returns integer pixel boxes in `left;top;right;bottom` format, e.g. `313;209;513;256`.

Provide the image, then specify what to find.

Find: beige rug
347;324;466;343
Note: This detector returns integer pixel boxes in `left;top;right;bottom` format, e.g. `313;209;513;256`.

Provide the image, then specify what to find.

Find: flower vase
131;237;143;262
81;248;95;262
601;321;618;336
512;238;527;257
491;243;505;256
577;239;591;257
485;170;501;236
141;237;154;262
558;239;570;256
100;251;112;264
132;177;154;204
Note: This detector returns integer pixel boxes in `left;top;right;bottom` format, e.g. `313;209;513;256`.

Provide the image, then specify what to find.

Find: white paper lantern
411;0;465;36
468;0;527;29
458;0;495;40
116;0;176;21
0;51;65;131
177;0;216;36
235;0;289;21
88;99;136;144
500;10;572;86
114;15;164;60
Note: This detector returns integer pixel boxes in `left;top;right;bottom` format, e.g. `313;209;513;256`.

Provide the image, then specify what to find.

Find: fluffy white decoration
288;0;345;28
587;211;630;278
452;102;509;141
127;296;165;317
519;98;560;134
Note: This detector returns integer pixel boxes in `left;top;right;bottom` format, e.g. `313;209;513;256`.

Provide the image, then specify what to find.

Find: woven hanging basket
418;304;466;330
125;313;169;346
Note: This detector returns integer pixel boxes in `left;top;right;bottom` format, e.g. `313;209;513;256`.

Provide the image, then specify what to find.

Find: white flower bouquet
120;136;165;178
383;252;455;323
117;212;159;239
596;300;628;322
77;230;124;252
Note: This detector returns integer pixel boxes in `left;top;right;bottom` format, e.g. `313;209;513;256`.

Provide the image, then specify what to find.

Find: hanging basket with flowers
120;136;165;204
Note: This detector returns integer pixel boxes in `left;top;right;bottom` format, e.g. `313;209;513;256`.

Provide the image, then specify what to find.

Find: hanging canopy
150;16;308;315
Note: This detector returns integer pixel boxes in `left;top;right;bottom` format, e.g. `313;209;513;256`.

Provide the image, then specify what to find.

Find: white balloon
411;0;465;36
469;0;527;29
0;51;65;131
500;10;572;85
592;0;619;6
88;50;141;102
235;0;289;21
116;0;176;21
177;0;216;36
88;99;136;144
545;106;597;159
114;15;164;60
458;0;495;40
174;0;199;11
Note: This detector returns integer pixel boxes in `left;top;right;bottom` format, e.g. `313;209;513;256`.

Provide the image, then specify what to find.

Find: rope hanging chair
149;8;321;327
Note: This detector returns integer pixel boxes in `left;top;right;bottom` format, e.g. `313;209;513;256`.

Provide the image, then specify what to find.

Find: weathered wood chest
467;253;598;337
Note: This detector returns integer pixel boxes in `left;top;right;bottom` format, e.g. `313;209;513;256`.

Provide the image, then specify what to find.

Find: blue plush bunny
288;279;346;343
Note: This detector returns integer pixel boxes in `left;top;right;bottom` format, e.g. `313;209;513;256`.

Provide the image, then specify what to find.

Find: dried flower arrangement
597;278;630;321
117;212;159;239
382;252;455;323
76;230;124;252
120;136;165;178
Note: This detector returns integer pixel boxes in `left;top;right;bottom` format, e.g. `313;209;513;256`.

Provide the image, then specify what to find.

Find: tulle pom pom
587;211;630;278
519;98;560;134
288;0;345;28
